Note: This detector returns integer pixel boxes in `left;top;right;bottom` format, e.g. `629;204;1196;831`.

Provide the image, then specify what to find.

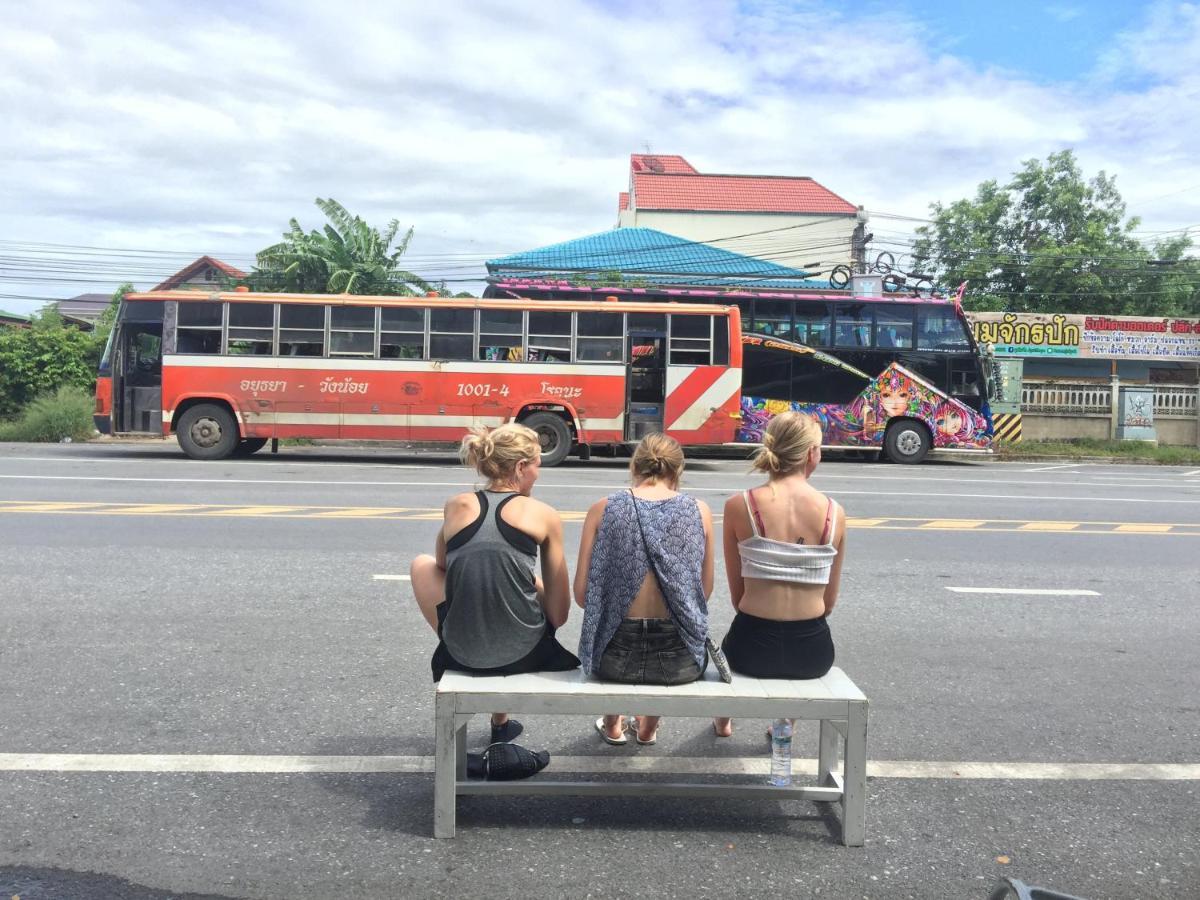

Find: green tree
911;150;1198;315
247;198;431;295
0;308;102;420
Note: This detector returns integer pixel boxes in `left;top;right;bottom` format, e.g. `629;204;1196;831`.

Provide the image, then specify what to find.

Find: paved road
1;442;1198;899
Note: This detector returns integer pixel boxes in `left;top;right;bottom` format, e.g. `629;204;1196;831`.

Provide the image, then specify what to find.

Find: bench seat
434;667;868;845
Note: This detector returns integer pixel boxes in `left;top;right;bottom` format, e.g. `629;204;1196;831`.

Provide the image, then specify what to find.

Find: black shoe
481;742;550;781
490;718;524;743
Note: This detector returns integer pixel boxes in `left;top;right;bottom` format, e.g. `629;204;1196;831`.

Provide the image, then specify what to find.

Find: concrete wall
617;210;857;271
1023;414;1112;442
1158;418;1199;447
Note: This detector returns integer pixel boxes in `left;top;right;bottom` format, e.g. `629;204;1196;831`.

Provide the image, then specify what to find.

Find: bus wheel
523;412;572;467
177;403;239;460
884;420;930;464
233;438;268;457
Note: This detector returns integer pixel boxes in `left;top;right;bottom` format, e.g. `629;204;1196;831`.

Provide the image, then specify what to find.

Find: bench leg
433;693;457;838
841;700;868;847
818;719;839;788
455;715;470;781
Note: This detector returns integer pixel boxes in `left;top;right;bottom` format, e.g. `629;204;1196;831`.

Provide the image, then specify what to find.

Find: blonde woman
575;434;715;746
713;412;846;738
411;423;579;744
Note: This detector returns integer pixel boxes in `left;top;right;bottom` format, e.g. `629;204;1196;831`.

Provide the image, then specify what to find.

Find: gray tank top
441;490;544;668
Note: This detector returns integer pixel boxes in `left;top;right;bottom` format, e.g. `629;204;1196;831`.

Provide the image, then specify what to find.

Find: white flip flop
594;717;628;746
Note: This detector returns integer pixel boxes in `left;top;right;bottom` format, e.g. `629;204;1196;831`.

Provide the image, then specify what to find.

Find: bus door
112;311;164;434
626;330;666;440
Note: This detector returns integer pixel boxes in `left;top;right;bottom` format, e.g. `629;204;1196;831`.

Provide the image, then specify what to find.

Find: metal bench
433;666;869;845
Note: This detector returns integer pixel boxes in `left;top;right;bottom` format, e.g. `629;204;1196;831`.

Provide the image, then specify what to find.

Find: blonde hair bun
460;423;539;481
630;432;685;486
751;412;821;476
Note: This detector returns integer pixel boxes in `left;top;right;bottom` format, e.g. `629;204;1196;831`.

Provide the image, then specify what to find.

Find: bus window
479;309;524;362
753;299;792;338
330;306;376;357
834;303;872;348
380;307;425;359
177;302;222;354
741;345;791;400
528;310;571;362
917;307;970;350
576;310;622;362
429;307;474;360
669;314;712;365
228;302;273;355
793;301;831;347
790;353;871;404
875;306;914;349
279;304;326;357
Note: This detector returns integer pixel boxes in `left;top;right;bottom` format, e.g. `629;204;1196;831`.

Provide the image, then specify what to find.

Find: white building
616;154;863;278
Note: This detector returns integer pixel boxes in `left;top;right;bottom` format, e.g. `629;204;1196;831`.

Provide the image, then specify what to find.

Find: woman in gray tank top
575;434;715;746
410;423;579;744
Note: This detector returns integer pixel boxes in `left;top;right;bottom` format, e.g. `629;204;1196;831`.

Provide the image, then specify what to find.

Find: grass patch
998;438;1200;465
0;385;95;443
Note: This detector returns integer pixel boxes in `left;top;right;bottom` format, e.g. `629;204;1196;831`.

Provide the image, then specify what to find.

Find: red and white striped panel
664;366;742;444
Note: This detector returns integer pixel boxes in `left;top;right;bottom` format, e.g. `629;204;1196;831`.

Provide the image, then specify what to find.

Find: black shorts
720;610;834;680
598;618;706;686
430;601;580;682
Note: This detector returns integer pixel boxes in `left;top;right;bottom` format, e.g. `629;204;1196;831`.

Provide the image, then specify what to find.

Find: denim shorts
598;618;705;686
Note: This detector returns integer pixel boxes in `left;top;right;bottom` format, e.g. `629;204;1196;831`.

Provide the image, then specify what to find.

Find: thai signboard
967;312;1200;361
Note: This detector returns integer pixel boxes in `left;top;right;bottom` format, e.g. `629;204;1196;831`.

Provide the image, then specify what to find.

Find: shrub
0;385;95;443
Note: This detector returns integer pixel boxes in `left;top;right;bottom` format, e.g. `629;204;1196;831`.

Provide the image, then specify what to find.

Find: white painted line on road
0;455;451;472
1184;469;1200;477
7;474;1200;506
0;752;1195;780
372;574;410;581
1024;464;1082;472
946;587;1101;596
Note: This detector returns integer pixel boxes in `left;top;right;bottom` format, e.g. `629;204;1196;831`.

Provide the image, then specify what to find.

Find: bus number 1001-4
457;383;510;398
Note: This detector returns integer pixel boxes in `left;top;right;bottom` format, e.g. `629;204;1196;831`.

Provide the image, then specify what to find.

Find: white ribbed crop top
738;489;839;585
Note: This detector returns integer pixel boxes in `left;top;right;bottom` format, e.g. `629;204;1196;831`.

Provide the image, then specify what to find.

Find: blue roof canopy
487;228;829;289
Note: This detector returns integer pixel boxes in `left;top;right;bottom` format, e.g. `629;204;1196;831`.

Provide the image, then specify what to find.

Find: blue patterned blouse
577;490;709;675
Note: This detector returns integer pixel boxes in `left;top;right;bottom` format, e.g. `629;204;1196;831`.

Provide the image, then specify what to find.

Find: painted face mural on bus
738;363;990;450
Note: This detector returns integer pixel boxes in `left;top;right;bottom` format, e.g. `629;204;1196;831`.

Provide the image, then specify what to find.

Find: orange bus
94;290;743;464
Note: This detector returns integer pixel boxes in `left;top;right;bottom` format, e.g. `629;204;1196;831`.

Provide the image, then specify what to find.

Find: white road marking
372;574;410;581
1023;464;1083;472
0;752;1195;780
946;587;1101;596
5;474;1200;506
1184;469;1200;477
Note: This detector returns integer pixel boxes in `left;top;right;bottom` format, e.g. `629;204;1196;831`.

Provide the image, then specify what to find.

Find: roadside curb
996;453;1196;467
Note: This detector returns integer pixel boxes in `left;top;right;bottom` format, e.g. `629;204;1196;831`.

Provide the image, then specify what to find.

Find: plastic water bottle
769;718;793;786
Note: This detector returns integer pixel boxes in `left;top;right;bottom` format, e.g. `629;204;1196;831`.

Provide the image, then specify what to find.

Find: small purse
630;491;733;684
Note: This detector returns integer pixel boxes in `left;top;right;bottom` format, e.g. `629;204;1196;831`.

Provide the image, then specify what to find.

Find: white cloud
0;0;1197;311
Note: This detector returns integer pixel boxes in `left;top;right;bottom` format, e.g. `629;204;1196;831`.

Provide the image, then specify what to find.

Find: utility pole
850;206;871;274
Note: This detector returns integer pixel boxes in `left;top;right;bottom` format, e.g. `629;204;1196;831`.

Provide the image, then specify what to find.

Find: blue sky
886;1;1144;82
0;0;1196;311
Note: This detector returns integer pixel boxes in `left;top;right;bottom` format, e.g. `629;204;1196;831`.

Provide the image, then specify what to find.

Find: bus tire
884;420;930;464
522;412;572;467
177;403;240;460
233;437;268;457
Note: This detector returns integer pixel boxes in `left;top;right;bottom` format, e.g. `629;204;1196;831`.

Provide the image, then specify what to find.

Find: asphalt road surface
2;441;1198;899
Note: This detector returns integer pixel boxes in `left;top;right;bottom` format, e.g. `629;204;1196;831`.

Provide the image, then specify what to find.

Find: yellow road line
1019;522;1080;532
1114;523;1174;533
920;519;987;529
846;517;888;527
309;507;414;518
199;506;307;516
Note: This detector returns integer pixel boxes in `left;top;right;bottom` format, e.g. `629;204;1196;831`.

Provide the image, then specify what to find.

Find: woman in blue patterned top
575;434;715;745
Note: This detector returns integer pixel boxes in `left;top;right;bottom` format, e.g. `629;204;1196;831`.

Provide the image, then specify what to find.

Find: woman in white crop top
713;411;846;738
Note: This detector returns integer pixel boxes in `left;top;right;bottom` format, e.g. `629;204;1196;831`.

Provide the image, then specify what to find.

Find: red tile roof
626;154;857;215
618;191;629;213
630;154;698;175
632;172;857;214
153;256;247;291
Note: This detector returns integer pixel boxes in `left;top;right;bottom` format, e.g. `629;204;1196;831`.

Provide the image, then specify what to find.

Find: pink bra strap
820;499;837;545
743;489;766;538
